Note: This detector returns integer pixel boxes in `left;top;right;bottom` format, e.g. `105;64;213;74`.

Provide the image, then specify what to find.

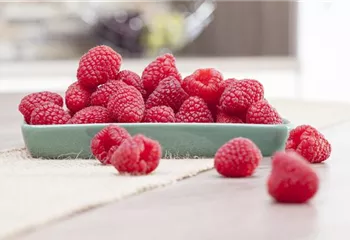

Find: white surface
0;148;213;239
297;1;350;102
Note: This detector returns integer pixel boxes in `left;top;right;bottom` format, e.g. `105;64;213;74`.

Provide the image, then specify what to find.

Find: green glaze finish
21;120;292;159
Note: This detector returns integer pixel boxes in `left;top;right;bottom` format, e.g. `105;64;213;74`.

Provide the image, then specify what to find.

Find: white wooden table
1;94;350;240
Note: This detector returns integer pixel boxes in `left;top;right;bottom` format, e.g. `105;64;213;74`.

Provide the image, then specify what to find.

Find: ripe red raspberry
145;76;189;112
219;79;264;114
182;68;224;105
19;91;63;123
216;110;244;124
214;137;262;177
267;151;319;203
90;81;127;107
68;106;112;124
141;53;182;95
90;125;131;164
285;125;320;150
116;70;147;98
107;85;145;123
77;45;122;89
175;96;214;123
30;102;70;125
110;134;162;175
246;99;282;124
286;125;331;163
65;82;92;113
106;145;119;165
143;106;175;123
218;78;238;94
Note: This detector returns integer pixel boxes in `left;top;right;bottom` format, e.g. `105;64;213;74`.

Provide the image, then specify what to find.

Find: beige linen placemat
0;149;213;239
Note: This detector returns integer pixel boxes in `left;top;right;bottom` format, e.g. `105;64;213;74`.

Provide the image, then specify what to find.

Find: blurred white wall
298;1;350;102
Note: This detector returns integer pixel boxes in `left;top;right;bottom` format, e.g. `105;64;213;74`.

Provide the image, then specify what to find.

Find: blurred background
0;1;345;101
0;1;295;59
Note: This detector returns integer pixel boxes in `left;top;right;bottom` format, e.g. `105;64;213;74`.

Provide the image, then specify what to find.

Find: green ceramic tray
21;120;292;159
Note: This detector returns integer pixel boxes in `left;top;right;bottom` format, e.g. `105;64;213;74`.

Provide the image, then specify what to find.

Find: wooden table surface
2;93;350;240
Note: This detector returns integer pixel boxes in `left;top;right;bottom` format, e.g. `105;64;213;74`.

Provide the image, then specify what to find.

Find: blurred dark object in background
178;1;295;57
93;11;146;58
0;1;295;61
90;0;215;58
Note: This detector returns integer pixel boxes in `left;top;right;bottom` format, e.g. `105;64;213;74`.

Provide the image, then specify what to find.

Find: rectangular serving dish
21;120;292;159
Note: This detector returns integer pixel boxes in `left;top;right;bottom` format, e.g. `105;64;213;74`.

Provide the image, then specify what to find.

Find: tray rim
21;119;292;130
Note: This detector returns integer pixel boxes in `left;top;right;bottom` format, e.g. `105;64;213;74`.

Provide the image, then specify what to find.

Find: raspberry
145;76;189;112
216;110;243;124
116;70;146;98
246;99;282;124
107;85;145;123
19;91;63;123
65;82;92;113
91;125;131;164
182;68;224;105
267;151;319;203
77;45;122;89
175;96;214;123
219;79;264;114
218;78;238;94
214;137;262;177
110;134;162;175
68;106;112;124
286;125;331;163
285;125;320;150
106;145;119;165
30;102;70;125
90;81;127;107
143;106;175;123
141;53;182;95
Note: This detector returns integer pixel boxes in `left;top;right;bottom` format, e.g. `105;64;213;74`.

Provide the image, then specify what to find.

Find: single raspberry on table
175;96;214;123
182;68;224;105
116;70;147;98
68;106;112;124
19;91;63;123
107;85;145;123
286;125;331;163
216;110;244;124
267;151;319;203
145;76;189;112
106;145;119;165
214;137;262;177
65;82;92;113
90;81;127;107
90;125;131;164
141;53;182;95
110;134;162;175
143;106;175;123
246;99;283;124
77;45;122;89
219;79;264;114
30;102;70;125
285;125;321;149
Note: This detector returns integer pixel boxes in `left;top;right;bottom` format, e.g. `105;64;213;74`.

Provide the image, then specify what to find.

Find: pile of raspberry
18;45;332;205
19;45;283;126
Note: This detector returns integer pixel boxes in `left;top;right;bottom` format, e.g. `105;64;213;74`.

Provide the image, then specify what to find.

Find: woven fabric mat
0;149;213;239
